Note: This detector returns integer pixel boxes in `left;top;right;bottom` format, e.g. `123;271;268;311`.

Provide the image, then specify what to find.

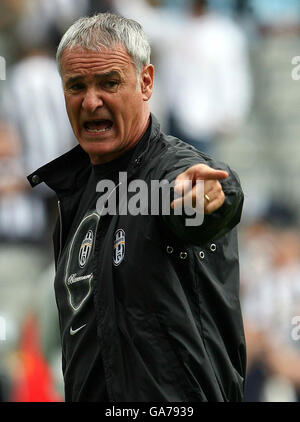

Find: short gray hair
56;13;151;75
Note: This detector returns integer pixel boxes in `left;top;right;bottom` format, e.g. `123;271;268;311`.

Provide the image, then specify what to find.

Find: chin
82;142;118;163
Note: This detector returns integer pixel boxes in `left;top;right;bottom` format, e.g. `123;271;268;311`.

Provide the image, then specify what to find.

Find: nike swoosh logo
70;324;87;336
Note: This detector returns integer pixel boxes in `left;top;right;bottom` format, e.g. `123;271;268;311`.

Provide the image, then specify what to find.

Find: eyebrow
65;70;122;87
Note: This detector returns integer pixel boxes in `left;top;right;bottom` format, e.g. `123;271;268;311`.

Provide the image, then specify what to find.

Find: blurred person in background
217;0;300;226
0;0;80;401
114;0;252;155
240;204;300;401
0;6;77;252
163;0;252;155
0;118;49;328
0;0;25;66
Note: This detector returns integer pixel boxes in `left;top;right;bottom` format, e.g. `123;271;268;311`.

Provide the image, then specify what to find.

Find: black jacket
28;115;246;402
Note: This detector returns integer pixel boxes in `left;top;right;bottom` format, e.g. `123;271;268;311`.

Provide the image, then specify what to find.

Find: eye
104;80;119;89
68;83;85;92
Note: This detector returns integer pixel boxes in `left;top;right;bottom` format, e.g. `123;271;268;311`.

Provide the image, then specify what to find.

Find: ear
140;64;154;101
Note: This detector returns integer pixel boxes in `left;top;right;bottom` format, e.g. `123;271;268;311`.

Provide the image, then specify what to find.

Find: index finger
175;164;228;192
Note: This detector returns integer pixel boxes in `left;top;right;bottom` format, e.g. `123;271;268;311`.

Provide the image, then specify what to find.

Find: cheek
119;96;141;123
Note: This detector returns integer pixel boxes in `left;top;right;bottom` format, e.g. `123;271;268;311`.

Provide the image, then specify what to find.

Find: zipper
57;200;63;264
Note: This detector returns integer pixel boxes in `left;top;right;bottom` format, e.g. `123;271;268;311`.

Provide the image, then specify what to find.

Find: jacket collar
27;113;161;195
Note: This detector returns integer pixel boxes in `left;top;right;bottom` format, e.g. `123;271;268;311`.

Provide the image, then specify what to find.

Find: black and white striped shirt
0;55;76;241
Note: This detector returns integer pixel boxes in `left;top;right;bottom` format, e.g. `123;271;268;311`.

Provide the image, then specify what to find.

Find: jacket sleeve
160;155;244;246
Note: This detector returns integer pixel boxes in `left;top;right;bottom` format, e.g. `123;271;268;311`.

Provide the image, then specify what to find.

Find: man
28;13;246;402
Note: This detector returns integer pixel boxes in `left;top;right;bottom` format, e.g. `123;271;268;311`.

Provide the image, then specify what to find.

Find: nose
82;88;104;112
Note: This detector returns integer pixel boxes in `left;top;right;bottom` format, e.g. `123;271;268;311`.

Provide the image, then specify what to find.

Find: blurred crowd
0;0;300;402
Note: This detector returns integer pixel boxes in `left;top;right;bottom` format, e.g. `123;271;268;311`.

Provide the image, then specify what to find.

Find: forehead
60;46;134;80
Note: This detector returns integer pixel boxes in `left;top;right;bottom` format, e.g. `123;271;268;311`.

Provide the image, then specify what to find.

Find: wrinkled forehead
60;45;135;79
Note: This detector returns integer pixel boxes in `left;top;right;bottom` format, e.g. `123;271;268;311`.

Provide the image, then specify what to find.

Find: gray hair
56;13;151;75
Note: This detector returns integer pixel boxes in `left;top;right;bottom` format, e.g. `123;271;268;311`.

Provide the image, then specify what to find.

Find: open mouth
83;119;113;134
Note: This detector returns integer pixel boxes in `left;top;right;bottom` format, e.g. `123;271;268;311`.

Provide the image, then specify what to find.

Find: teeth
86;127;111;133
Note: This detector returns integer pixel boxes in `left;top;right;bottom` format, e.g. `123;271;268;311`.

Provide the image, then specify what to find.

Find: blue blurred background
0;0;300;402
